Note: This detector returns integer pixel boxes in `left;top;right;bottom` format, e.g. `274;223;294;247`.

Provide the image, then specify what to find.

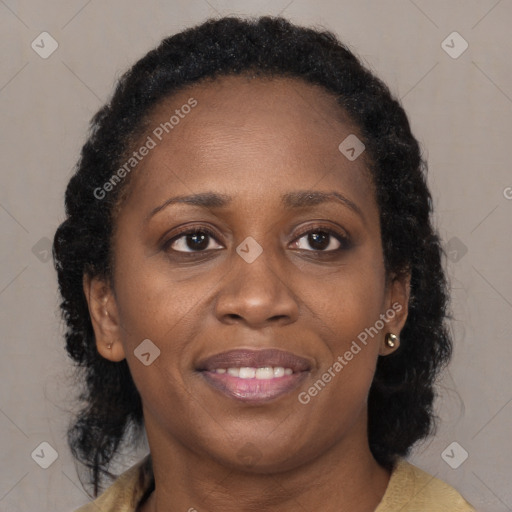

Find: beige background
1;1;511;510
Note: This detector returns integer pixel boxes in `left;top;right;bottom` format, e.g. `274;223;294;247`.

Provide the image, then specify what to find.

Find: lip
196;349;312;404
196;348;312;372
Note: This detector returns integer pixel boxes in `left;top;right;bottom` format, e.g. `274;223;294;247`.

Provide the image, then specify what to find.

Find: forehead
122;75;375;214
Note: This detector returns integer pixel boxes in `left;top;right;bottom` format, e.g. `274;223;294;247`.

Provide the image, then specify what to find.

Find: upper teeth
214;367;293;379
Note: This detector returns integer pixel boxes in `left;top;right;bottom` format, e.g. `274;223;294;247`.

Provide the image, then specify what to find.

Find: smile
197;349;311;403
213;366;293;378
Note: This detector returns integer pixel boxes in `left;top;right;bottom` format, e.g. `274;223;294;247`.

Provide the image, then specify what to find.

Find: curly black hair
53;16;452;495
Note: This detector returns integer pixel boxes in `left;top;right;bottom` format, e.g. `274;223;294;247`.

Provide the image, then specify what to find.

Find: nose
213;246;299;329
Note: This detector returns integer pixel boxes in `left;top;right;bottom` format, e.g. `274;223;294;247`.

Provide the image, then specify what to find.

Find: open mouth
196;349;311;403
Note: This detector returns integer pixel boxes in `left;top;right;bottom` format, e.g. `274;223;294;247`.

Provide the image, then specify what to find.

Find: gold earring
107;343;112;350
385;333;398;349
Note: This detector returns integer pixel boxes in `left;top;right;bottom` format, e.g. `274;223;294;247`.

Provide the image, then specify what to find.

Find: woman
53;16;476;511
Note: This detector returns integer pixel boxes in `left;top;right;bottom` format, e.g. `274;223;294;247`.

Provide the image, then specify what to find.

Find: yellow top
75;456;476;511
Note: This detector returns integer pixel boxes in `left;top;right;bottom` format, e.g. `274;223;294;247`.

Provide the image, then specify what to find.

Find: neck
140;415;391;512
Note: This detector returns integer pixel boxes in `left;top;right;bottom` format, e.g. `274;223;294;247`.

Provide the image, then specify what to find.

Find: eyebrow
146;190;364;222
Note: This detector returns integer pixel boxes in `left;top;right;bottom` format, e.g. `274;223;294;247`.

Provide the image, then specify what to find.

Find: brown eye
291;226;350;252
165;228;223;253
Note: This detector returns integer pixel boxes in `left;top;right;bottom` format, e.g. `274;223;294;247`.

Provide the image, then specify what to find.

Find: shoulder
375;458;476;512
74;455;153;512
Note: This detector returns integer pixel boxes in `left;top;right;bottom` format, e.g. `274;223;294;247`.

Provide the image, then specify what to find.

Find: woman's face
86;75;409;472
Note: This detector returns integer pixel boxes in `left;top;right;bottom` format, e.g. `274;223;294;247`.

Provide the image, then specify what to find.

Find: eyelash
293;224;351;252
162;223;351;255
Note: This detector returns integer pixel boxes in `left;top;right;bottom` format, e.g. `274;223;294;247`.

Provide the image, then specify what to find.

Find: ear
83;274;126;362
379;271;411;356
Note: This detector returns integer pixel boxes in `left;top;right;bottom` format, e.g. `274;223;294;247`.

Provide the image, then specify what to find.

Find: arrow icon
441;32;468;59
237;442;262;466
134;339;161;366
236;237;263;263
31;441;58;468
441;441;468;469
338;134;365;161
31;32;59;59
446;237;467;262
32;237;53;262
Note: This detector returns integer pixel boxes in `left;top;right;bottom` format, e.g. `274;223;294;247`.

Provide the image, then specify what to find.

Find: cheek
311;258;387;346
112;232;209;344
115;277;208;387
298;275;383;434
112;261;204;418
302;252;386;397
